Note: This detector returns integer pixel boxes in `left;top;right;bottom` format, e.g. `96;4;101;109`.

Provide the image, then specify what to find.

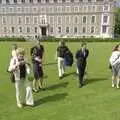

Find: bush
0;37;26;42
40;38;120;42
0;37;120;42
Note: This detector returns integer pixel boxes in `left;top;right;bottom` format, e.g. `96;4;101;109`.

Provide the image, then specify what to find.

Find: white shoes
117;85;120;89
112;84;115;88
17;103;23;108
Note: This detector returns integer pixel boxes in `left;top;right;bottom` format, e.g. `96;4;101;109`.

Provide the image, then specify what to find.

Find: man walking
56;40;69;79
75;42;89;88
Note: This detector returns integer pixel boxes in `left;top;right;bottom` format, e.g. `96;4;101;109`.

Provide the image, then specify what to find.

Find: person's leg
112;76;116;87
15;81;23;108
25;80;34;106
116;76;120;88
32;79;38;92
61;59;65;76
58;57;62;78
78;66;84;87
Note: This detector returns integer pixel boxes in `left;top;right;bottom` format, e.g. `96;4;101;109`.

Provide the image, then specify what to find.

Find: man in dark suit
75;42;89;88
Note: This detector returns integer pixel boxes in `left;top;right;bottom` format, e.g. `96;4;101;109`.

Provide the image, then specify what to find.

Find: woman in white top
8;48;34;108
109;44;120;88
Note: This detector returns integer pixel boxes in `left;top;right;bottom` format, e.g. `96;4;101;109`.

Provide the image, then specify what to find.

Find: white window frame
102;14;109;25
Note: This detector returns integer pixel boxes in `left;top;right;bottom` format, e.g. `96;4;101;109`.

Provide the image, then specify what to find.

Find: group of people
56;41;89;88
7;40;89;108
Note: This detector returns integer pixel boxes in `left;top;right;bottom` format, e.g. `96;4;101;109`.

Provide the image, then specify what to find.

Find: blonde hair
16;48;25;56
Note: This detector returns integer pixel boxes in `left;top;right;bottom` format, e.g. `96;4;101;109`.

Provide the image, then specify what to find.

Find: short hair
81;42;87;47
16;48;25;56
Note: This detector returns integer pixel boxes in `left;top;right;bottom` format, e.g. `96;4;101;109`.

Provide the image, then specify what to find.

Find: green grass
0;42;120;120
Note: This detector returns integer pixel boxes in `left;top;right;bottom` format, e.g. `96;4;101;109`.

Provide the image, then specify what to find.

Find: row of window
1;15;109;25
1;25;108;34
0;5;110;14
0;0;106;4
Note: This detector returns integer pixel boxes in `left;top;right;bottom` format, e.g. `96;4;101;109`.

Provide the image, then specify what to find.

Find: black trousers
78;63;86;86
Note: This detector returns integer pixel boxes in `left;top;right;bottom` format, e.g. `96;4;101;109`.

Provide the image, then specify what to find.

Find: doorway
41;27;47;36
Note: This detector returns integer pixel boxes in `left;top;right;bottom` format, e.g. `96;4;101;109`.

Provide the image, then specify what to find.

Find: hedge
0;37;26;42
0;37;120;42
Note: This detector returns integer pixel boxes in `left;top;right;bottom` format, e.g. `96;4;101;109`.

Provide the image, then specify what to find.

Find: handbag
10;72;15;83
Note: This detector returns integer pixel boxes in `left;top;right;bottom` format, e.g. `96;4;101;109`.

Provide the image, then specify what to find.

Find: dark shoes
79;84;84;88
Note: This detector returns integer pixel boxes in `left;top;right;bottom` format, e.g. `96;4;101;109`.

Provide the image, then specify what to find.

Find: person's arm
8;58;19;72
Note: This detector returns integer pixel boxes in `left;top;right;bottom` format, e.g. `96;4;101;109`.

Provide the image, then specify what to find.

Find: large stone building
0;0;115;38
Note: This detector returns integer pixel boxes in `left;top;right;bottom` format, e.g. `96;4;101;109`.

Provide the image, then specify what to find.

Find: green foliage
0;37;26;42
114;7;120;38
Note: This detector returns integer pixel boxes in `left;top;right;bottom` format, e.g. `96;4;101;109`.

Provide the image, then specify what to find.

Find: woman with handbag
8;48;34;108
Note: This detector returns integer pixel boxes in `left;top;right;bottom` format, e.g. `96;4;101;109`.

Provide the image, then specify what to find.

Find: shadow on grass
43;62;57;66
63;72;76;78
45;82;68;91
85;77;108;85
35;93;68;106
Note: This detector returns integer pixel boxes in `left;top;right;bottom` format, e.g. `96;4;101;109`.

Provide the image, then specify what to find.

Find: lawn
0;42;120;120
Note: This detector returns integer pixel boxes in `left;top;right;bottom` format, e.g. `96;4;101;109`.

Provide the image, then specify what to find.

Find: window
34;27;37;33
104;5;109;11
66;6;70;13
21;0;25;3
18;17;22;24
38;0;41;2
62;0;65;2
57;6;62;13
91;16;95;23
71;0;74;2
83;16;86;23
66;16;70;24
14;0;17;3
74;6;79;12
54;0;57;3
6;0;9;4
17;7;21;13
74;16;78;24
0;0;2;4
103;15;108;23
74;27;77;34
26;17;30;24
3;27;7;33
29;0;33;3
50;27;53;34
9;7;14;13
27;27;30;33
50;16;54;24
91;26;94;33
11;27;15;33
46;0;49;2
19;27;22;33
58;27;61;33
66;27;69;33
57;16;62;24
2;17;6;24
83;27;86;33
96;0;103;1
102;26;107;34
88;0;91;2
33;17;38;24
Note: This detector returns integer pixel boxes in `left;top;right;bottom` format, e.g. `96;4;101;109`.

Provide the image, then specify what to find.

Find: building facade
0;0;115;38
